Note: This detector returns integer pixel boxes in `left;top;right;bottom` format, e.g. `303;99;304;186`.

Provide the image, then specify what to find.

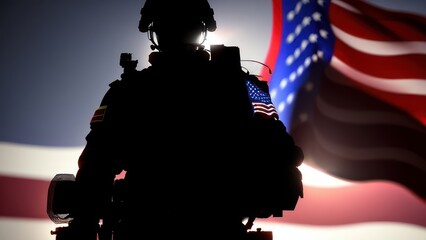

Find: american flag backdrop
1;0;426;240
256;0;426;238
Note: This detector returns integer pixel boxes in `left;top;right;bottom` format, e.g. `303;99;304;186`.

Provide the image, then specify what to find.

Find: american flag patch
90;105;107;123
246;79;279;119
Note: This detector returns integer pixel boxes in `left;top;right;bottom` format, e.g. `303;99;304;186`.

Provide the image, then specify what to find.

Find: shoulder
100;79;124;105
107;68;151;91
244;72;279;120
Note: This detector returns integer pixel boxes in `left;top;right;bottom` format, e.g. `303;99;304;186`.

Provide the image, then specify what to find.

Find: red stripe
261;0;283;82
333;38;426;79
330;0;426;41
0;176;49;219
330;43;426;126
1;175;425;227
329;0;426;126
90;108;106;123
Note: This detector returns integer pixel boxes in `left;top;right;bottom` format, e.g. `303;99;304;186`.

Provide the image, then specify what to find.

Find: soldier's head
138;0;216;53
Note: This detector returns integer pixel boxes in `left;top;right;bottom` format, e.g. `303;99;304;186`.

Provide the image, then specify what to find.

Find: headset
138;0;217;51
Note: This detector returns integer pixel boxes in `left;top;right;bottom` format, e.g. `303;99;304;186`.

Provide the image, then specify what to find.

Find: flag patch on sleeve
246;79;279;120
90;105;107;123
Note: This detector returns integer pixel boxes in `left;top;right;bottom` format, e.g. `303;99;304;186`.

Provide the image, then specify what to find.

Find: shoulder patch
90;105;107;123
245;78;279;120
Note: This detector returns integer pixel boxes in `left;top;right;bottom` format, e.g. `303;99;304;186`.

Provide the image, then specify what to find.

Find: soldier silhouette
48;1;304;240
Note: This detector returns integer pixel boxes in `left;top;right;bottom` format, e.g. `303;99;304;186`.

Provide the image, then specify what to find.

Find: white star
295;24;302;35
320;29;328;39
312;12;322;21
304;57;311;67
309;33;318;43
301;40;309;50
294;48;301;58
287;11;295;21
297;65;304;76
280;78;288;89
286;55;294;66
302;16;311;26
287;33;295;43
289;72;297;82
295;2;302;14
302;0;310;4
317;0;324;7
287;92;295;104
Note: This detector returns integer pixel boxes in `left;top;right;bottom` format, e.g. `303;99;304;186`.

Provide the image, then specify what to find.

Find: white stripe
331;25;426;56
331;56;426;96
331;0;361;14
0;142;81;180
1;218;425;240
254;220;426;240
0;218;65;240
298;162;351;187
0;142;351;188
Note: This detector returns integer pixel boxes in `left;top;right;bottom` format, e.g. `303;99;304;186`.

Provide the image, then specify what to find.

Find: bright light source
200;32;223;50
299;162;352;188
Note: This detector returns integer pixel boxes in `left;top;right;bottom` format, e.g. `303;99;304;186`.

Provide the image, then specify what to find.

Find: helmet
138;0;217;52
